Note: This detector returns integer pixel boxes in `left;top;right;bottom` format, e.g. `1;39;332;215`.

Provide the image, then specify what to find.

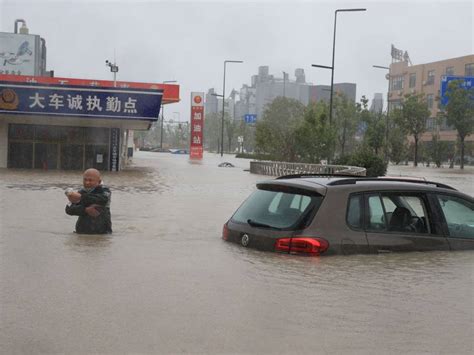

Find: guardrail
249;161;366;177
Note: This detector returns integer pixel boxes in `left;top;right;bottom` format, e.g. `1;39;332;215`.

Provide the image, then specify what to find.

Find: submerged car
222;175;474;256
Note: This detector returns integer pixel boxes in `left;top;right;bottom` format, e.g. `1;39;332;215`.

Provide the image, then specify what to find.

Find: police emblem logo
0;88;19;110
241;234;250;247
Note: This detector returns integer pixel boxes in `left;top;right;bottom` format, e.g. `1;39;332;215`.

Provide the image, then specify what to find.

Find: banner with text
0;81;163;121
190;92;204;159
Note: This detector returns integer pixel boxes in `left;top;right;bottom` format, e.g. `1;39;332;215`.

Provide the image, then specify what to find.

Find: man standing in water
65;168;112;234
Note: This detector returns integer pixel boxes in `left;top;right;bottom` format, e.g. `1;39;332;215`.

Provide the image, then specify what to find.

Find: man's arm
81;188;111;207
65;203;86;216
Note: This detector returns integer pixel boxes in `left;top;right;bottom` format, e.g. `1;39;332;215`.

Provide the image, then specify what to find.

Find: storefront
0;74;180;170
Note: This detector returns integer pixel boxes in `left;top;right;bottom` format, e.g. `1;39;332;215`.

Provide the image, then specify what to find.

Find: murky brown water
1;152;473;354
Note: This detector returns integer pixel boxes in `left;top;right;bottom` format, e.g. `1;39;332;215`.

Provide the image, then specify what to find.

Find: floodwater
1;152;473;354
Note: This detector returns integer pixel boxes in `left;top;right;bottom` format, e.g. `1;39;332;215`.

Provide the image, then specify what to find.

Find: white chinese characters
27;91;141;115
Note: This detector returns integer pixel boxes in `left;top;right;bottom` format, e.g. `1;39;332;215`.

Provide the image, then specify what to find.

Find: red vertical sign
190;92;204;159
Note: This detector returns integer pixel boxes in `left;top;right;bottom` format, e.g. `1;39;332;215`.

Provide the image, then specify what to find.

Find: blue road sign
440;76;474;106
244;114;257;124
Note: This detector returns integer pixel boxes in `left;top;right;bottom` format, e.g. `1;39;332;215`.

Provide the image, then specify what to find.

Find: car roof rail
276;173;365;180
326;177;457;190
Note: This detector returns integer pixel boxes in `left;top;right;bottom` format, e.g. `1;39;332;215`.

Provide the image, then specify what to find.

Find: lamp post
373;65;390;162
220;60;243;157
160;80;177;149
311;8;366;126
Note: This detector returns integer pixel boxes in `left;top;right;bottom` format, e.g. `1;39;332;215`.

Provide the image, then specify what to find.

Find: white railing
249;161;366;177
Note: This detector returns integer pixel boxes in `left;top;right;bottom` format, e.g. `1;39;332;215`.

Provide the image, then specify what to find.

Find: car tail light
222;223;229;240
275;237;329;256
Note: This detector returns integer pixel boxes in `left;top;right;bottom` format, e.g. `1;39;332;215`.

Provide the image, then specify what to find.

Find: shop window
8;124;34;140
8;142;33;168
85;127;109;144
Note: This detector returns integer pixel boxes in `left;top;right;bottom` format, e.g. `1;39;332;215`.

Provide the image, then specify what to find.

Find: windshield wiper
247;219;281;230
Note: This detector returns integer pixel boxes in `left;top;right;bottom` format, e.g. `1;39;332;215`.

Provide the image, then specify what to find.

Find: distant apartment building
309;83;357;104
225;66;356;122
388;52;474;142
370;93;384;114
204;88;235;119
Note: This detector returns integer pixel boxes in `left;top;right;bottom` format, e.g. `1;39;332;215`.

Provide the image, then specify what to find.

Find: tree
388;124;408;164
203;113;220;152
224;114;237;153
427;133;451;167
364;112;386;155
333;93;359;156
393;93;430;167
444;80;474;169
294;101;336;163
255;97;305;161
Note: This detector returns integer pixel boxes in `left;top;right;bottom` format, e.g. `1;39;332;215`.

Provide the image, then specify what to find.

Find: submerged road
1;152;473;354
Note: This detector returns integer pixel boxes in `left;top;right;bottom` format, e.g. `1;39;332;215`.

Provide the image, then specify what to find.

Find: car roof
258;175;473;199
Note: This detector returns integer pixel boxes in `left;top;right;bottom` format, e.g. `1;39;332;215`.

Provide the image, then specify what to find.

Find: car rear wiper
247;219;282;230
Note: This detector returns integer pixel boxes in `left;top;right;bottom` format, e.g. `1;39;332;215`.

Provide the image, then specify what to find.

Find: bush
335;149;387;177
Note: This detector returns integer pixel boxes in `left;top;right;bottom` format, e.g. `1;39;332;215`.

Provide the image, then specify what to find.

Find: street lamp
160;80;177;149
220;60;243;157
373;65;391;162
312;8;366;126
105;59;119;87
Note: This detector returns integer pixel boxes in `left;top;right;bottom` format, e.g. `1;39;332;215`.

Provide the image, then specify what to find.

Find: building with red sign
0;20;180;171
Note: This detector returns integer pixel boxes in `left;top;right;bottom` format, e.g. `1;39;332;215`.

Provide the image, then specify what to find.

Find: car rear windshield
231;186;323;230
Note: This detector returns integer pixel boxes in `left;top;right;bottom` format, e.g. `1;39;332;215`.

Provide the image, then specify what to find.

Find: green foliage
393;93;430;166
444;80;474;169
333;93;359;156
426;134;452;167
363;112;386;155
255;97;305;161
294;101;336;163
335;148;387;177
388;123;408;164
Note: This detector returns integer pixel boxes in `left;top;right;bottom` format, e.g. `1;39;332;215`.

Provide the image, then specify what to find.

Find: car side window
437;195;474;239
367;195;386;230
366;193;431;234
347;194;363;229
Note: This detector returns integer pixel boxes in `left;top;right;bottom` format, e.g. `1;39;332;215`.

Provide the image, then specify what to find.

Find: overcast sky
1;0;472;122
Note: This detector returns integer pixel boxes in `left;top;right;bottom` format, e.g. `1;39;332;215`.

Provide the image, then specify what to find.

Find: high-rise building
370;93;384;114
210;66;357;122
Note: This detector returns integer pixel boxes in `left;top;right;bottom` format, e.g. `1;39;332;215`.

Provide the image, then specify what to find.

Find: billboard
190;92;204;159
0;81;163;121
0;33;40;76
440;75;474;106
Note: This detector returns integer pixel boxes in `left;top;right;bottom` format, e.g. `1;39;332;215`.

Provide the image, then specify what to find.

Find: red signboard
0;74;180;104
190;92;204;159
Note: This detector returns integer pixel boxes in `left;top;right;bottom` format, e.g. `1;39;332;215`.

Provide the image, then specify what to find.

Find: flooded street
1;151;473;354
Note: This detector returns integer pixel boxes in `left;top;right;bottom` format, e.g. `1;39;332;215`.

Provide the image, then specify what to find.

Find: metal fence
249;161;366;177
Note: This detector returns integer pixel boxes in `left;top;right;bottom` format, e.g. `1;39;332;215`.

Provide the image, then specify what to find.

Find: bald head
83;168;102;189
